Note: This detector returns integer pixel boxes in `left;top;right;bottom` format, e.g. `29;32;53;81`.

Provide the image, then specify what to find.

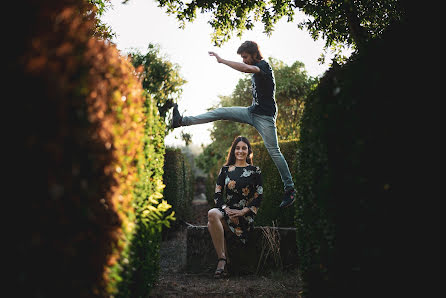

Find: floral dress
214;164;263;244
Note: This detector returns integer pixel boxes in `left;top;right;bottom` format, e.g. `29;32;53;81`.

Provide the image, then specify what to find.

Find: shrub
295;19;419;297
163;148;194;229
251;140;298;227
109;92;173;297
12;1;172;296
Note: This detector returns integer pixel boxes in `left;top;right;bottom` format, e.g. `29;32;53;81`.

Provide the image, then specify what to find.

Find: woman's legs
208;208;228;270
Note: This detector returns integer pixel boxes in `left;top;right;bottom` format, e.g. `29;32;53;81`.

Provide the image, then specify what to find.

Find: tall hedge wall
11;1;172;297
163;148;194;230
110;91;172;297
205;140;298;227
295;19;420;297
251;140;298;227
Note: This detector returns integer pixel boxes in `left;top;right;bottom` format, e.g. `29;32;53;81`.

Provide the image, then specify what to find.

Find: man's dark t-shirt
248;60;277;117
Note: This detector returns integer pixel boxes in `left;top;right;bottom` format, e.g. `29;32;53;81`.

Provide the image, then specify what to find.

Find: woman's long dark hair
224;136;253;166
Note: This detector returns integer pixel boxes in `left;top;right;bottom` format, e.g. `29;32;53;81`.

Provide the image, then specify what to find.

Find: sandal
214;258;229;279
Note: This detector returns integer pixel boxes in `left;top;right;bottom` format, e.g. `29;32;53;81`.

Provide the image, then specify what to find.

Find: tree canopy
88;0;116;40
153;0;404;58
128;44;187;130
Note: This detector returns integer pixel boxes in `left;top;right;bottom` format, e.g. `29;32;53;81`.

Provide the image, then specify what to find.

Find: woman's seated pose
207;136;263;278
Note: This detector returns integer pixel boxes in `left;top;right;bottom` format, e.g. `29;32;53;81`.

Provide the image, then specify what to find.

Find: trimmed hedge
205;140;298;227
12;2;172;297
110;91;172;297
163;148;194;230
251;140;298;227
295;19;420;297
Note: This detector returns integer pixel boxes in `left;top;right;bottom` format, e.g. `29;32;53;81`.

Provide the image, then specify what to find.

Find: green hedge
163;148;194;229
205;140;298;227
251;140;298;227
295;19;418;297
13;2;172;297
110;92;172;297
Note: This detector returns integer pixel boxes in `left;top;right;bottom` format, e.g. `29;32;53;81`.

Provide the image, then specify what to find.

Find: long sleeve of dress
214;167;226;208
247;167;263;215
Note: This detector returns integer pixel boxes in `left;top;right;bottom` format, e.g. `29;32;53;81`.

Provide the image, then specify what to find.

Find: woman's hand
229;216;239;225
225;207;248;225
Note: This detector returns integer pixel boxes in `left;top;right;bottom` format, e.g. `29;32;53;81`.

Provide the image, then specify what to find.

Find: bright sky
102;0;347;147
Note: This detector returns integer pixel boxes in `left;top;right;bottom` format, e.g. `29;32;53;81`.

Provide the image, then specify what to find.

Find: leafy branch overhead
153;0;404;55
128;44;186;130
155;0;295;46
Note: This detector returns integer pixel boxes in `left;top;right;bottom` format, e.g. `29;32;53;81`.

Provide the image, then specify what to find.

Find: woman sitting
207;136;264;278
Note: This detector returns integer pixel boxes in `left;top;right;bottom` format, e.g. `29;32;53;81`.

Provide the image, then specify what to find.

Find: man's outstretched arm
209;51;260;73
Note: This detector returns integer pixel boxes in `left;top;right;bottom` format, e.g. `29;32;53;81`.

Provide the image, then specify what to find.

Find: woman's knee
208;208;221;223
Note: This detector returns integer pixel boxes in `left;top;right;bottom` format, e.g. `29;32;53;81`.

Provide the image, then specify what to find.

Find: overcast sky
102;0;350;147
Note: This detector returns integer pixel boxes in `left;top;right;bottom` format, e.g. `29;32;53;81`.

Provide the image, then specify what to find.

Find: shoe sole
280;197;295;208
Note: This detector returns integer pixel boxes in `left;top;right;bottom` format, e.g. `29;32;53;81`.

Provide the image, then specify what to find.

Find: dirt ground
148;194;303;297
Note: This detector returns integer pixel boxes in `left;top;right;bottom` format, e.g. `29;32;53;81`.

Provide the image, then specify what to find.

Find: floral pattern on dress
214;165;263;244
256;185;263;194
242;187;250;196
227;180;236;190
241;168;255;178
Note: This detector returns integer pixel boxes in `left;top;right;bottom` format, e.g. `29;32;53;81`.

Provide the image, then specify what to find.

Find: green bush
295;19;419;297
12;1;172;296
204;140;298;227
163;148;194;229
251;140;298;227
110;92;173;297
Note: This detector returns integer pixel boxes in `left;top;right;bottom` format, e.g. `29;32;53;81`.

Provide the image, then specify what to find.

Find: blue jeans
182;106;294;191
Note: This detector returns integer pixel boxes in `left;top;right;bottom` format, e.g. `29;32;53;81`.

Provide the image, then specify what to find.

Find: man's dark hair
237;41;263;61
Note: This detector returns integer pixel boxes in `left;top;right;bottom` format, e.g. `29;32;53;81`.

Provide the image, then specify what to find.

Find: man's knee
266;145;282;157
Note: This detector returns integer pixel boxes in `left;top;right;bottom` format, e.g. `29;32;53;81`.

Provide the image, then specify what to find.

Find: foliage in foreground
295;17;419;297
12;1;173;296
